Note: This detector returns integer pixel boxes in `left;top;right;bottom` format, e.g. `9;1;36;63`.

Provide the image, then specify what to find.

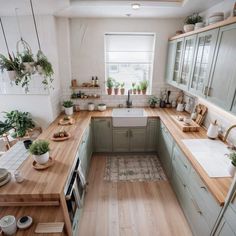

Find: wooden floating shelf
71;96;101;100
70;86;100;89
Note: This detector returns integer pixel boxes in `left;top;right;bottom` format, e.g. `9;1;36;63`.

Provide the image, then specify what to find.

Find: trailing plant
0;54;23;74
226;152;236;166
63;100;74;108
0;120;12;136
20;51;34;63
148;96;159;106
29;140;50;155
184;13;202;25
106;77;114;89
3;110;35;138
139;79;148;90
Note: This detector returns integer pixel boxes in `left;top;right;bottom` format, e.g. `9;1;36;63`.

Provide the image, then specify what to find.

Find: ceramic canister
207;122;219;139
0;215;17;235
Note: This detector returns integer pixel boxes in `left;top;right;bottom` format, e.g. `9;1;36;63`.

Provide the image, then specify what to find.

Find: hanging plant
20;50;35;74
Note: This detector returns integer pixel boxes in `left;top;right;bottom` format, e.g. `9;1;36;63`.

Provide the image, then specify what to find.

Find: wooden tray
51;133;71;142
32;157;54;170
171;116;200;132
35;222;64;233
58;118;75;126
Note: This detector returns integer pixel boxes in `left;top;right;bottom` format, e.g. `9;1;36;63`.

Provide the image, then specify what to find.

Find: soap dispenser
207;120;219;139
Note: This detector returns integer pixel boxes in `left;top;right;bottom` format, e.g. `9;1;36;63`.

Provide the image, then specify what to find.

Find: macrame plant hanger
0;17;11;58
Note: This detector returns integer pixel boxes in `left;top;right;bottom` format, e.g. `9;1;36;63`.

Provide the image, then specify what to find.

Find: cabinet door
113;128;129;152
231;92;236;114
178;35;197;90
215;218;235;236
93;118;112;152
146;118;158;152
189;29;219;96
165;40;177;84
207;23;236;110
171;38;184;86
130;128;146;152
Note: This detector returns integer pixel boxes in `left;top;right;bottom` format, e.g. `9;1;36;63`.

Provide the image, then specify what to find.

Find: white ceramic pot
184;24;195;32
7;70;17;81
23;62;35;74
88;103;95;111
98;104;106;112
65;107;73;116
33;151;49;165
194;22;204;30
36;65;44;75
0;215;17;235
207;123;219;139
228;163;236;177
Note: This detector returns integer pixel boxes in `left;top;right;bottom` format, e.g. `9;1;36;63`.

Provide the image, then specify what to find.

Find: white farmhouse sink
112;108;148;127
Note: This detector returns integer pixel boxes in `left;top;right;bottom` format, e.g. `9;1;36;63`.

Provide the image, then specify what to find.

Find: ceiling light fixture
131;3;141;10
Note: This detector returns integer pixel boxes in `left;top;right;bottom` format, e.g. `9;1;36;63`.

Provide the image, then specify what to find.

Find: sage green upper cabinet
129;128;146;152
113;128;129;152
207;23;236;110
178;35;197;90
189;29;219;96
165;40;177;84
93;118;112;152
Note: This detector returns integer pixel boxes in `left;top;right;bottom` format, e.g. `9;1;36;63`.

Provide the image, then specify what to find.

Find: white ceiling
0;0;223;18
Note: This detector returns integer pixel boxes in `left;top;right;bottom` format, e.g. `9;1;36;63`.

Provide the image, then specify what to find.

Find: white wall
59;17;183;109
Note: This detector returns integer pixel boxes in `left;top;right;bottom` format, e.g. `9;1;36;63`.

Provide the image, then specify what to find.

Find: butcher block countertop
0;108;232;206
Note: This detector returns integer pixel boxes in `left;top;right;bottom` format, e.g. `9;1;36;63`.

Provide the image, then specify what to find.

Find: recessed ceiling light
131;3;141;10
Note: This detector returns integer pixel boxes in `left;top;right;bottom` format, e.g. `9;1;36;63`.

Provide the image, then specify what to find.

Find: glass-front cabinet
178;35;197;90
189;29;219;96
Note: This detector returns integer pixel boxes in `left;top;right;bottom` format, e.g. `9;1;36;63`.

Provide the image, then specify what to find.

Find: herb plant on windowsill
114;81;120;95
139;79;148;95
106;77;114;95
120;82;125;95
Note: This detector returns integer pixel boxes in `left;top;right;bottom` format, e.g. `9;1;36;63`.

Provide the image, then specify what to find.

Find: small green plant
148;96;159;106
136;85;141;90
227;152;236;166
106;77;114;89
0;54;23;74
29;140;50;155
20;51;34;63
114;81;120;89
36;50;54;78
185;13;202;25
120;82;125;88
139;79;148;90
132;82;136;89
63;100;74;108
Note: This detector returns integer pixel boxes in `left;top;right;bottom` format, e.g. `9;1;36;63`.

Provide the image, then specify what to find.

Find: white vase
65;107;73;116
33;151;49;165
7;70;17;81
88;103;95;111
194;22;204;30
184;24;195;32
23;62;35;74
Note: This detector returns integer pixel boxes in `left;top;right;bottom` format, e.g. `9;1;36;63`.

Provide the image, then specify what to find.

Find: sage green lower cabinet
129;128;146;152
214;218;235;236
146;118;158;152
158;122;173;178
113;128;129;152
93;118;112;152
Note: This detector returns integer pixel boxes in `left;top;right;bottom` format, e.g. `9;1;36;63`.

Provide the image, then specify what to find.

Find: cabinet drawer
188;168;221;229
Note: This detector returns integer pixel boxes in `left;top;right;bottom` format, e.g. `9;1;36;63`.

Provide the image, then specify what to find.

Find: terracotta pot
150;104;156;108
142;89;147;95
107;88;112;95
114;88;119;95
120;88;125;95
137;90;141;95
133;89;137;94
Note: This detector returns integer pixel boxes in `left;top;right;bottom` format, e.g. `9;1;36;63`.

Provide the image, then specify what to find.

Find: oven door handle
65;177;81;208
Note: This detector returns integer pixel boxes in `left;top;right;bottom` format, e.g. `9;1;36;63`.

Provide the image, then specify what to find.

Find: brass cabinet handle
200;186;208;192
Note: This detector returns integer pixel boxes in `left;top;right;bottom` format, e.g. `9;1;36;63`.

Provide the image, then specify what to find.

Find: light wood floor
78;154;192;236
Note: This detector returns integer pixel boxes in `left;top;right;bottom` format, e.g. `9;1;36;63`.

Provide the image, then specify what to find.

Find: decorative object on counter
35;222;64;234
120;82;125;95
51;130;71;142
29;140;50;165
194;22;205;30
88;102;95;111
71;79;77;87
191;111;197;120
171;100;177;108
14;170;24;183
23;139;32;149
32;156;54;170
176;90;184;104
226;152;236;176
208;12;224;25
132;82;136;94
195;104;208;125
160;100;166;108
106;77;114;95
185;98;192;113
98;104;107;112
176;103;185;112
172;115;200;132
0;168;11;187
95;76;99;86
139;79;148;94
114;81;120;95
0;215;17;235
148;96;159;108
165;90;171;108
184;13;202;32
175;30;183;36
207;120;219;139
91;76;95;86
63;100;74;116
17;216;33;230
58;116;75;126
137;85;141;94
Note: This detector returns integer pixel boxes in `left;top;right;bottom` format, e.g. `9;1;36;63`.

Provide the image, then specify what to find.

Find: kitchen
0;0;236;235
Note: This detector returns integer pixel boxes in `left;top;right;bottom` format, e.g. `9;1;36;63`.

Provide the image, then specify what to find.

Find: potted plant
106;77;114;95
132;82;136;94
226;152;236;176
148;96;159;108
29;140;50;164
20;51;35;74
114;81;120;95
140;79;148;95
0;54;23;81
63;100;74;116
184;13;203;32
3;110;35;138
137;85;141;94
120;82;125;95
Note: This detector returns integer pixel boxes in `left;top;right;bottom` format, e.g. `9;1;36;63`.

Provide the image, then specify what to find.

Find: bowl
97;104;106;112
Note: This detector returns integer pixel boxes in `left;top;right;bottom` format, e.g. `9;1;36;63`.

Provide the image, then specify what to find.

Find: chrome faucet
224;124;236;142
126;90;132;108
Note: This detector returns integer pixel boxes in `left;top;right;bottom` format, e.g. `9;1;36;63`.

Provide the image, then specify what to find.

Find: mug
88;103;95;111
176;103;185;112
0;215;17;235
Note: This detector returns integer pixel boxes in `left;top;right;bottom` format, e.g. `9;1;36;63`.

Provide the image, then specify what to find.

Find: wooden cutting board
35;222;64;233
195;104;208;125
171;116;200;132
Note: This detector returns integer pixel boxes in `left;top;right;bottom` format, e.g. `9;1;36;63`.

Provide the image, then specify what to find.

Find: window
105;33;155;94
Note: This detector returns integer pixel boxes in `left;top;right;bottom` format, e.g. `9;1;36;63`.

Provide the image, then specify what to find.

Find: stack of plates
0;168;11;187
208;12;224;25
